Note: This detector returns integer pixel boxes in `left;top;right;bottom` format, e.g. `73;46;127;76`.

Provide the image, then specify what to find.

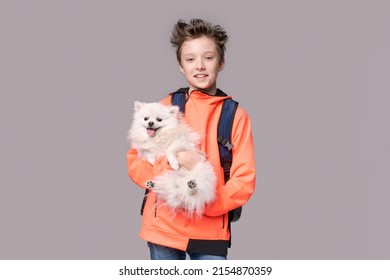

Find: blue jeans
147;242;227;260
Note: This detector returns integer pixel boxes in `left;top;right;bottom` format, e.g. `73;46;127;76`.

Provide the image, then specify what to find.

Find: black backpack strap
140;189;149;215
217;98;240;248
171;88;189;113
217;98;238;183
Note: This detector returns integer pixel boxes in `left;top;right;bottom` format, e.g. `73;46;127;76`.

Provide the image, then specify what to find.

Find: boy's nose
196;61;205;70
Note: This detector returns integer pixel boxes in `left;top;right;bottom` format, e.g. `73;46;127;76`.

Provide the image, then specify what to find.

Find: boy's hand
177;150;206;170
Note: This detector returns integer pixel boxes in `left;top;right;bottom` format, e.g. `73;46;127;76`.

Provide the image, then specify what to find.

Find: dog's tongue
147;128;156;136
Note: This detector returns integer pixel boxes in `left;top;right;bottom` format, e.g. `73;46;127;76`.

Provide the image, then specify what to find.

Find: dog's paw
146;157;156;165
188;180;196;188
187;180;197;191
145;180;155;189
145;153;156;165
167;155;179;171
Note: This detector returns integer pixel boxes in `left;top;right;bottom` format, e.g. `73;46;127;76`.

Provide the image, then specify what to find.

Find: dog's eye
156;118;162;122
144;117;149;121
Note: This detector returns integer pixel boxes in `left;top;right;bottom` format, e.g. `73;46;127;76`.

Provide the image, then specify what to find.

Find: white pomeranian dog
127;101;216;217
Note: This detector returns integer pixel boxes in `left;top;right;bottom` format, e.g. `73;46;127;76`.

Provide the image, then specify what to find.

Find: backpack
171;88;242;223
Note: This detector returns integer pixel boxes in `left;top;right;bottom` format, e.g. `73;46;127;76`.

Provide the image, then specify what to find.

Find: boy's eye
186;58;194;62
144;117;149;121
156;118;162;122
206;56;214;60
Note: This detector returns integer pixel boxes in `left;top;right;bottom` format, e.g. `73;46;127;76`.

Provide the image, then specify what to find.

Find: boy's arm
203;109;256;216
127;148;171;188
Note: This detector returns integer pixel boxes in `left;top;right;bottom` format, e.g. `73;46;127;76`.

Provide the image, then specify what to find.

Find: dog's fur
127;101;216;217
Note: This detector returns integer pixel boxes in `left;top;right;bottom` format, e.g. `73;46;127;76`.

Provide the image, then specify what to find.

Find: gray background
1;0;389;259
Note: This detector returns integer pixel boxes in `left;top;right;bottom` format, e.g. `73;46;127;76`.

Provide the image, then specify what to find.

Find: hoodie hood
169;88;232;107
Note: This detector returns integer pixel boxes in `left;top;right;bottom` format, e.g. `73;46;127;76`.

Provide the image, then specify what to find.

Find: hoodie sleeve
127;148;172;189
203;107;256;216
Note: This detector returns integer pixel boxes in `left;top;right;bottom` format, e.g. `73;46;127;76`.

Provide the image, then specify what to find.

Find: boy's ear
218;60;225;72
179;63;185;75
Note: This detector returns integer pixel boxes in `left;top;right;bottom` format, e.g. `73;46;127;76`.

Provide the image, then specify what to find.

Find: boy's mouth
146;127;160;137
194;74;208;78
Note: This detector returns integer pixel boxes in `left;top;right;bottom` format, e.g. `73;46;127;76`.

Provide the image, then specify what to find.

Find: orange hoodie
127;89;256;256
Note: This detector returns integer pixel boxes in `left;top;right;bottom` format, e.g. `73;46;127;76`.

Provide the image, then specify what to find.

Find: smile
194;74;208;78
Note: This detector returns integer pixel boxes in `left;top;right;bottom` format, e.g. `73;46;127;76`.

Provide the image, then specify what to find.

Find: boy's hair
170;18;228;64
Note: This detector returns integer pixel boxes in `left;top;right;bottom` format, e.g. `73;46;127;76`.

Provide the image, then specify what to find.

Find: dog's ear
168;105;180;117
134;101;144;111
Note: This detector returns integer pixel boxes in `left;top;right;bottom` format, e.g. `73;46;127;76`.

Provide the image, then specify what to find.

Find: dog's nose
148;121;154;127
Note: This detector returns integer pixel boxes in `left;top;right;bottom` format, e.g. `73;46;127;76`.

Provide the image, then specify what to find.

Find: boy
127;18;256;260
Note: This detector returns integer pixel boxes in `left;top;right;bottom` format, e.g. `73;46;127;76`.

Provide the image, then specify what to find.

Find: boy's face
179;36;224;95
